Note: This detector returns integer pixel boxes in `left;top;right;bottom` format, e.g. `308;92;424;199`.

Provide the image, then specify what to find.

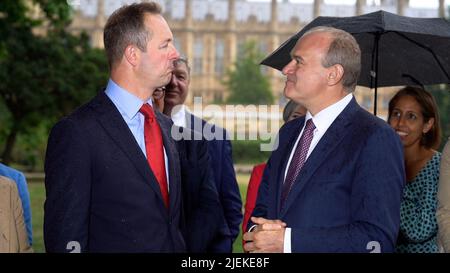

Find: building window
193;37;203;75
215;38;224;75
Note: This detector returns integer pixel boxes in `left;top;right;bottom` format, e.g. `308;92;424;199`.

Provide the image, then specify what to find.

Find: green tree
224;41;274;105
0;1;108;165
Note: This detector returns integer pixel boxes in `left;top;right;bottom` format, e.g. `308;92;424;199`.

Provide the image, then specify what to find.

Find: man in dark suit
44;2;184;252
164;58;243;252
243;26;405;253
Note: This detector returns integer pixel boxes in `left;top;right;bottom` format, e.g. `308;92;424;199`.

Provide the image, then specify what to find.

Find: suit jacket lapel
156;110;181;214
90;92;168;210
280;98;360;216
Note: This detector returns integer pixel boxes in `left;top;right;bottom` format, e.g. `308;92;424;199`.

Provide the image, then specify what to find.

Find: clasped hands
242;217;287;253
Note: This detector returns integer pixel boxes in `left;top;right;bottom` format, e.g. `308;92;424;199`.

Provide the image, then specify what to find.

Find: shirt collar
105;79;153;120
305;93;353;133
171;105;187;128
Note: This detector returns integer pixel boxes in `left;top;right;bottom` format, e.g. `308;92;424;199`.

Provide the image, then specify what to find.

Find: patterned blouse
396;152;441;253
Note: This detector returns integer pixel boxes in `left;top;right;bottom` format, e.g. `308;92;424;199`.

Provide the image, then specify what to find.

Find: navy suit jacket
251;98;405;252
188;114;243;252
44;91;186;253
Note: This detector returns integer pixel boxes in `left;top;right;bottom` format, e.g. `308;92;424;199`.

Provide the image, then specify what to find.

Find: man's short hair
303;26;361;92
175;57;191;75
103;2;162;68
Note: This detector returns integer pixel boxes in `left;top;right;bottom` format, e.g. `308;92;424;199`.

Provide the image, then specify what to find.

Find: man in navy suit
164;58;243;252
44;2;184;252
243;26;405;253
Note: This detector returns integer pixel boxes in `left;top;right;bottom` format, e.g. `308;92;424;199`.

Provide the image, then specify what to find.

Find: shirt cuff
248;224;258;233
283;227;292;253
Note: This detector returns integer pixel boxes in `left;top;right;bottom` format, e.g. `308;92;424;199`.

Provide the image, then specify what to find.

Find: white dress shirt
170;105;188;128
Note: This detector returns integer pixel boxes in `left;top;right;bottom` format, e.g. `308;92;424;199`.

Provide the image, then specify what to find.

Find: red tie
139;103;169;209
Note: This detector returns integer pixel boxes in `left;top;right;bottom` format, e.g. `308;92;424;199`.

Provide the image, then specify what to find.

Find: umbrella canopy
261;10;450;114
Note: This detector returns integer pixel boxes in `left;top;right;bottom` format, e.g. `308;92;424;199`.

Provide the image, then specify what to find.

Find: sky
246;0;447;9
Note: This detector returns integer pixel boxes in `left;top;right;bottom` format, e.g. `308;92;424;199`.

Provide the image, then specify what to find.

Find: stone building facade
67;0;447;123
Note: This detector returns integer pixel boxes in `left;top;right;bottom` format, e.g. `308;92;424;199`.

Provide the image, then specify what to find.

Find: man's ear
123;45;139;67
328;64;344;86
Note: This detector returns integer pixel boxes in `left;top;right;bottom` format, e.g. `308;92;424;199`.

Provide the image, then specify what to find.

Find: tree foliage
0;0;108;166
224;41;274;105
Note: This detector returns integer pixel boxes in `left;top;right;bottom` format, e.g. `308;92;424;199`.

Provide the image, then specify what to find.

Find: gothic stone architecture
68;0;447;121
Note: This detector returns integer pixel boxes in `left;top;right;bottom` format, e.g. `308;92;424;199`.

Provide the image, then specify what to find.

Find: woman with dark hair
388;86;442;253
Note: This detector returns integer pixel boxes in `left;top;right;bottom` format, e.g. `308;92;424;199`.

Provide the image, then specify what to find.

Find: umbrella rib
395;31;450;82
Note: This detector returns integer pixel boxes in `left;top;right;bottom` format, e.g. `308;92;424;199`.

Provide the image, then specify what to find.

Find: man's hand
243;217;286;253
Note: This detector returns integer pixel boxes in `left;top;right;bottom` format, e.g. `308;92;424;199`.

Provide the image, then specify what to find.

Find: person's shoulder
0;175;21;199
53;93;104;130
432;151;442;169
0;164;25;181
191;114;230;141
353;106;396;137
279;116;305;135
194;115;223;131
0;175;15;187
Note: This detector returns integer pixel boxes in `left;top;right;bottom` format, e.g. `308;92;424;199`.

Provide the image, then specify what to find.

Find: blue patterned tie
281;119;316;209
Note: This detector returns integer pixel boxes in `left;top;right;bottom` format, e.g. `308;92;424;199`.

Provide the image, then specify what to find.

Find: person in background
152;87;166;112
437;137;450;252
282;100;308;123
0;163;32;246
164;57;242;252
0;175;33;253
388;86;442;253
241;100;306;247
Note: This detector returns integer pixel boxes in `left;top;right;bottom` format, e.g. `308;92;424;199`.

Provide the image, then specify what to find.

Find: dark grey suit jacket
44;91;186;252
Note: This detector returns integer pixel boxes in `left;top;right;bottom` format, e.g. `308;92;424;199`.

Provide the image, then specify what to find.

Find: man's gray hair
175;56;191;75
303;26;361;92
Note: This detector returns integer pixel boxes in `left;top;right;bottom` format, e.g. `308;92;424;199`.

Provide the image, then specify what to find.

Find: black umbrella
261;10;450;115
